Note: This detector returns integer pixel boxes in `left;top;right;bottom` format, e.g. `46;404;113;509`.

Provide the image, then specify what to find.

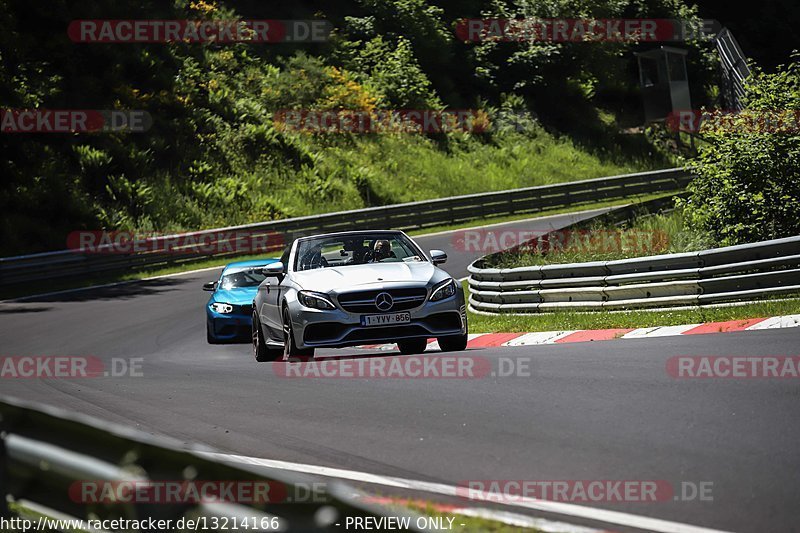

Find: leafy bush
681;55;800;245
337;35;441;109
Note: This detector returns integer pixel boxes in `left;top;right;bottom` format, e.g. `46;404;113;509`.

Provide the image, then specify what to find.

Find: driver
371;239;396;262
302;244;328;270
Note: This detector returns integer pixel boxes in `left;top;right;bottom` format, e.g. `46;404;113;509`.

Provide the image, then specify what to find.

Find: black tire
282;307;315;360
397;338;428;355
252;312;280;362
438;333;468;352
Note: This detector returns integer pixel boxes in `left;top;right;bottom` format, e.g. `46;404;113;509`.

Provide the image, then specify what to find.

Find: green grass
466;281;800;332
73;129;650;245
406;191;676;237
5;502;87;533
487;209;715;268
7;499;542;533
267;130;649;221
388;498;543;533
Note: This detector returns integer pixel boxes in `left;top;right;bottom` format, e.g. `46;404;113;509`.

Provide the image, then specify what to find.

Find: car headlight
429;278;456;302
298;291;335;310
210;302;234;314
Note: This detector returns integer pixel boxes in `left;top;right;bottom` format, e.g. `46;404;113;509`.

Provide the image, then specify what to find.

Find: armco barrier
0;395;420;532
468;235;800;313
0;168;690;288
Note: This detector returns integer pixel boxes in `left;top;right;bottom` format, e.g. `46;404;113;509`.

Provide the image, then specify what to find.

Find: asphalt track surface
2;207;799;533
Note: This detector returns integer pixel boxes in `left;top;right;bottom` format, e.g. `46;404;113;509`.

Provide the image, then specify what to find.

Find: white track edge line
199;452;734;533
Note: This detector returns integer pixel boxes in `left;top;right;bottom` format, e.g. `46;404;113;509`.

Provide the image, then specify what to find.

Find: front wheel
397;338;428;355
437;332;468;352
252;312;280;362
282;307;315;360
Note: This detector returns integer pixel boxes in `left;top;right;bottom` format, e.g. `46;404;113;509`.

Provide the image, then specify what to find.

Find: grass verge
5;502;86;533
406;191;675;237
386;498;543;533
465;281;800;332
484;208;713;268
6;499;543;533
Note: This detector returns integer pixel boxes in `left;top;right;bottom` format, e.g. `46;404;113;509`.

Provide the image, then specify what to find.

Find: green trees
2;0;787;256
681;56;800;245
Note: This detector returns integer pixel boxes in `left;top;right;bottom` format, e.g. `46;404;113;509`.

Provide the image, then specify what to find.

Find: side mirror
262;262;285;277
203;281;217;291
430;249;447;265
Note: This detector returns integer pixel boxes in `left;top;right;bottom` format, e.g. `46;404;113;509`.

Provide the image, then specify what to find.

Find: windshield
294;233;425;271
219;267;268;289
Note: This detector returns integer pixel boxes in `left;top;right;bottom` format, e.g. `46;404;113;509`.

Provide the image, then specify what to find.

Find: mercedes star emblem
375;292;394;311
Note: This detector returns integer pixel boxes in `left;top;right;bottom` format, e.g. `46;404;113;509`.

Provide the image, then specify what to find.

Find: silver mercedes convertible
251;230;468;361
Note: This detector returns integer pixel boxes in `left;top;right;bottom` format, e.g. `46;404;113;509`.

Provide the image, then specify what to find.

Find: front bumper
206;305;253;340
288;293;467;349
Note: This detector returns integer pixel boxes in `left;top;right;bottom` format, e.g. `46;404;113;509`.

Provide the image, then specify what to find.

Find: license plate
360;312;411;327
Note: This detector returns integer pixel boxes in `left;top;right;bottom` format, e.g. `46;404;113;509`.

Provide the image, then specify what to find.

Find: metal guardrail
468;233;800;313
0;168;691;288
0;396;420;532
716;28;752;111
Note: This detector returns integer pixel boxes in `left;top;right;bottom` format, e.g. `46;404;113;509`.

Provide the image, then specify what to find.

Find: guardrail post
0;419;8;519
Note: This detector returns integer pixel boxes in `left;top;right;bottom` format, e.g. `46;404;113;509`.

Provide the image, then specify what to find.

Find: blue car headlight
429;278;456;302
298;291;335;310
210;302;234;314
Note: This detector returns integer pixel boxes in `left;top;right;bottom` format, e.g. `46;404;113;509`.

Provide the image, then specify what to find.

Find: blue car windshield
219;268;267;289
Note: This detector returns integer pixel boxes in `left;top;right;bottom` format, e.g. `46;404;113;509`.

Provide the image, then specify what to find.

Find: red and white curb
358;314;800;350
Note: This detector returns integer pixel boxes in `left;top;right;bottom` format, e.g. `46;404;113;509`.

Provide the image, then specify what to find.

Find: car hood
209;287;258;306
292;262;441;292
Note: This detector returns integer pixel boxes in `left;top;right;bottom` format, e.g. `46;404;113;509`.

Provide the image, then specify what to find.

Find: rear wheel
438;332;468;352
282;307;315;360
397;338;428;355
252;312;280;362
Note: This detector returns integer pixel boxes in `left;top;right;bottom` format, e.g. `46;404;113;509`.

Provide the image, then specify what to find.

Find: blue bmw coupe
204;259;279;343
